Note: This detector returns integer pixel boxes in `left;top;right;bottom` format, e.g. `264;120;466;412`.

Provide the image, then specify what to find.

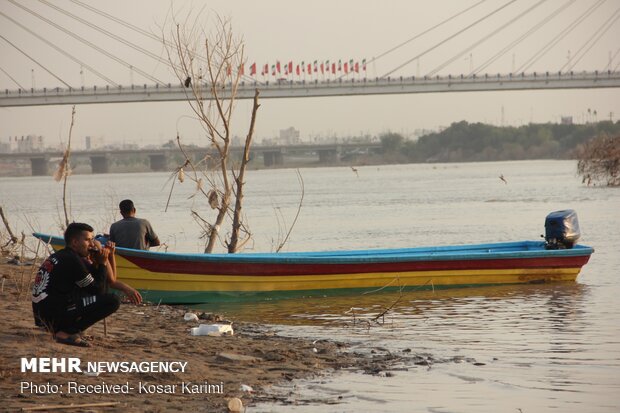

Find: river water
1;160;619;412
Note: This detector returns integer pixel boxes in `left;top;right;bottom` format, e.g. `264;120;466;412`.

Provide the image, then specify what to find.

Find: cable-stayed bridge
0;1;619;111
1;70;619;107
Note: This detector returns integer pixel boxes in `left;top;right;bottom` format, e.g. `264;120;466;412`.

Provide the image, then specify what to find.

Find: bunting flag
256;59;367;78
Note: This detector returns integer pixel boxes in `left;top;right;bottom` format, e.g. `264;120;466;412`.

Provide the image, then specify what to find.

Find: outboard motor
544;209;581;249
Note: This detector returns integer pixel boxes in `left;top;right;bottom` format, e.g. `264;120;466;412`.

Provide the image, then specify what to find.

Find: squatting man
32;222;142;347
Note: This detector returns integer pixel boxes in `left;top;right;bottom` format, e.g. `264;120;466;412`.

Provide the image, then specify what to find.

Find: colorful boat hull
33;233;593;304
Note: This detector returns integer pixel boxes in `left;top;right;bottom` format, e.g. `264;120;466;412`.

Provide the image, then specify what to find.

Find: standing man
32;223;123;347
109;199;160;250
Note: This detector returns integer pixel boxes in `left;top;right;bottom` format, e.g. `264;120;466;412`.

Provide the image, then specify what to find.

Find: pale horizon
1;0;618;148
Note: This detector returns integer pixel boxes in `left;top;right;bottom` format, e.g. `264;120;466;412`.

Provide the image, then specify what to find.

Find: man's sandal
55;334;90;347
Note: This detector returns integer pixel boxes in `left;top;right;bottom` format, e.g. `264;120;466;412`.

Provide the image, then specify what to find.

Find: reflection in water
241;282;607;413
197;282;589;330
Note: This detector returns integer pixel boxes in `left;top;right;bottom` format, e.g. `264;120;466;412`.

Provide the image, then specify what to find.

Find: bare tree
577;133;620;187
165;15;260;253
53;106;76;229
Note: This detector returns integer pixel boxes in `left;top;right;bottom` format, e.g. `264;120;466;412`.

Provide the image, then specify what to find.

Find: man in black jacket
32;222;138;347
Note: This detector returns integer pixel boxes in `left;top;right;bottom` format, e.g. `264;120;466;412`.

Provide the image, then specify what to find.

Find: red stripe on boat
120;254;590;276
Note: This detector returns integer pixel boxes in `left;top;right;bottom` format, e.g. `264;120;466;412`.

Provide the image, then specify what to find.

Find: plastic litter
240;384;254;392
184;312;199;321
190;323;234;336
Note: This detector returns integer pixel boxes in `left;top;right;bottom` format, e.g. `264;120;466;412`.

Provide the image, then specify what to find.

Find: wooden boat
32;235;593;304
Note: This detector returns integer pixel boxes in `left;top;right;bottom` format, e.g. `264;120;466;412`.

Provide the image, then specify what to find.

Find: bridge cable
361;0;488;72
514;0;606;73
0;66;26;90
70;0;165;45
604;48;620;72
37;0;183;73
0;11;119;87
382;0;518;78
470;0;576;76
7;0;166;86
561;7;620;72
425;0;548;78
68;0;260;85
0;34;72;88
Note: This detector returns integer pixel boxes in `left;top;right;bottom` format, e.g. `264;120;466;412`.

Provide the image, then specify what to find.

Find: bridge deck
2;71;619;107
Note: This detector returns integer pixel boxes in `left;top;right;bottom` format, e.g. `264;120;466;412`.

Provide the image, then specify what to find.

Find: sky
0;0;619;148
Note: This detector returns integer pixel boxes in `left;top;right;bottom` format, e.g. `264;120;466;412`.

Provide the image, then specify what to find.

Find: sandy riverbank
0;260;381;412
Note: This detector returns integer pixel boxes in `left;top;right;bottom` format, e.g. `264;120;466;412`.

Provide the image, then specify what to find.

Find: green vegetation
379;121;620;163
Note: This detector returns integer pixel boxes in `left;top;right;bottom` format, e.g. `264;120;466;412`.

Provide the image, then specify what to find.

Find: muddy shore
0;260;382;412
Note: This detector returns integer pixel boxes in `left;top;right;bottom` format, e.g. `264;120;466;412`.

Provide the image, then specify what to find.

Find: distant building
561;116;573;125
231;135;243;147
262;127;302;146
9;135;45;152
279;127;301;145
85;135;105;150
0;139;10;153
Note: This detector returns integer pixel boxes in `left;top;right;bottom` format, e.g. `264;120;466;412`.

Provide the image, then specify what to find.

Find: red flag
320;62;324;74
307;63;311;74
331;63;336;74
354;62;359;73
227;64;232;76
276;61;281;73
344;62;348;74
262;63;268;75
239;64;244;75
296;65;300;76
250;63;257;76
288;61;293;74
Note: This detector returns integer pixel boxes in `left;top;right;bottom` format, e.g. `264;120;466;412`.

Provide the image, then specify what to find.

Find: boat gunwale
33;233;594;264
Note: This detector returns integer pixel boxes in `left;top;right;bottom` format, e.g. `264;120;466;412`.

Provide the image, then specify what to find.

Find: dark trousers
34;293;120;334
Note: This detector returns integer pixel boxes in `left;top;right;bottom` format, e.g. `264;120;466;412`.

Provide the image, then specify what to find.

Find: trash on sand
190;323;234;336
227;397;243;412
184;312;199;321
240;384;254;392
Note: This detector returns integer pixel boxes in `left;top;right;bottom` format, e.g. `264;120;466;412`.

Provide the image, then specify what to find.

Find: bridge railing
3;70;618;98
